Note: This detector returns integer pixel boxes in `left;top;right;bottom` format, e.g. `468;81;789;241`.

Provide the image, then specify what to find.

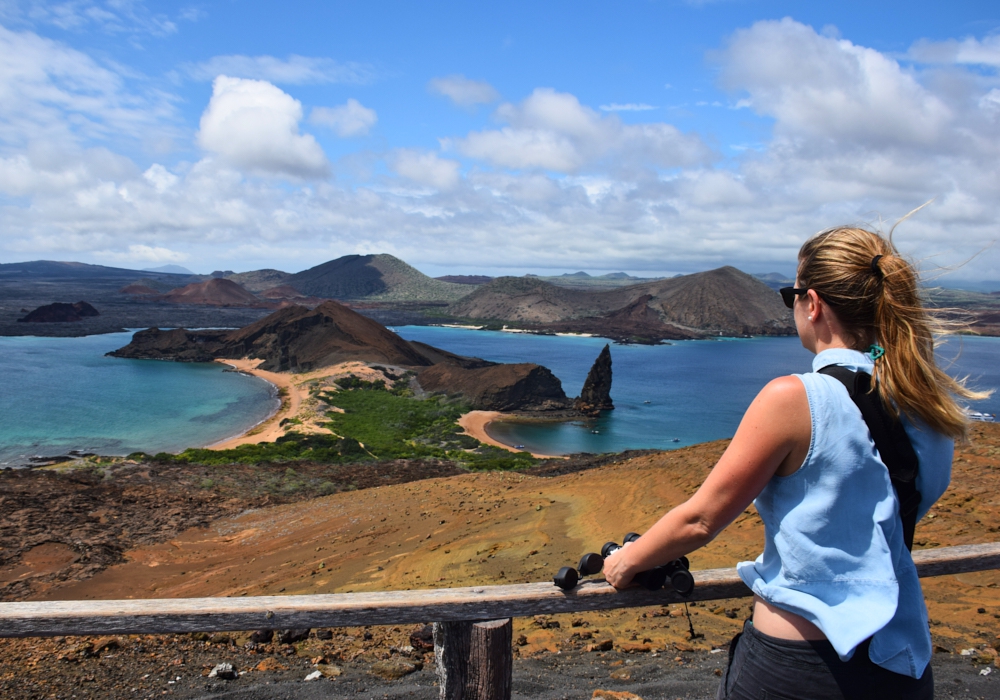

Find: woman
603;226;987;699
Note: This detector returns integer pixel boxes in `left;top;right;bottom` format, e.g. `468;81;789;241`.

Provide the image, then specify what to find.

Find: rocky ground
2;426;1000;698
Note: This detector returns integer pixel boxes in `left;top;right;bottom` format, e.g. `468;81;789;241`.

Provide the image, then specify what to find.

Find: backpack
817;365;921;551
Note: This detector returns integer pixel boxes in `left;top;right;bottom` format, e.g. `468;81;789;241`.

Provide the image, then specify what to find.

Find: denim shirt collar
812;347;874;374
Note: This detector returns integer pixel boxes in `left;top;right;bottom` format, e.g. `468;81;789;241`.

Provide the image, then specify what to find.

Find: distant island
2;254;997;340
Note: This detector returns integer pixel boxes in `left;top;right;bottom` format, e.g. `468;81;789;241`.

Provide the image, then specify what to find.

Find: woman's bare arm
602;375;811;588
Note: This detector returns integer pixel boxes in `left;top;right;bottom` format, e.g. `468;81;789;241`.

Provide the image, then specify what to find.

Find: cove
0;332;279;466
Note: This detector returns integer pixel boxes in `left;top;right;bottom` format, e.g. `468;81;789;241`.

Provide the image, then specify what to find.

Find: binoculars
553;531;694;597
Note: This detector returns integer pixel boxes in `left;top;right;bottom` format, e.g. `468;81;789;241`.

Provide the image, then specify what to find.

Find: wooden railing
3;542;999;699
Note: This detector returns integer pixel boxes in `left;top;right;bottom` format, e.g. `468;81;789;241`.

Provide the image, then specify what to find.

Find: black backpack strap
817;365;921;551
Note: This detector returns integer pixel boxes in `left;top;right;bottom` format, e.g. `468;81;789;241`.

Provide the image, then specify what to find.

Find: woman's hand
601;542;636;590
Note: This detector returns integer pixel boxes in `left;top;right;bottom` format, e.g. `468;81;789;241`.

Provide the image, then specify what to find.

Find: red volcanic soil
159;278;264;306
1;426;998;697
21;422;1000;656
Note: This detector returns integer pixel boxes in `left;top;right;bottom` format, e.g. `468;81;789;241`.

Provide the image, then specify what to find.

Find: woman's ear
804;289;822;322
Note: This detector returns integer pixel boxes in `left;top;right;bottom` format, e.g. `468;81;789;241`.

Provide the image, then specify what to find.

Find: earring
808;315;814;321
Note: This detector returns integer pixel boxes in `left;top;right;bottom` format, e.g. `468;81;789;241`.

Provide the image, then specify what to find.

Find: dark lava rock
276;629;310;645
409;624;434;651
574;344;614;416
106;327;229;362
416;362;572;412
249;629;274;644
18;301;99;323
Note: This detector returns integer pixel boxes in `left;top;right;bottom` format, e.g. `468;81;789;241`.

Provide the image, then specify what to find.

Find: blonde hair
797;226;988;440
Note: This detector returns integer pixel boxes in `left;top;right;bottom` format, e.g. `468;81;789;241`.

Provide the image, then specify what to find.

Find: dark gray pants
717;620;933;700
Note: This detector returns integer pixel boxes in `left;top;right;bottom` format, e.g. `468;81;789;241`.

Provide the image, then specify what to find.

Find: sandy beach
457;410;565;459
207;359;385;450
208;359;296;449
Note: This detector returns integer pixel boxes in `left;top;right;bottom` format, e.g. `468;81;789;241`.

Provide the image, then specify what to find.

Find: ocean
0;332;279;466
394;327;1000;456
0;329;996;464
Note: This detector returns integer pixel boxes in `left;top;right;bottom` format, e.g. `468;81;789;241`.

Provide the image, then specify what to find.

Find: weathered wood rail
3;542;998;699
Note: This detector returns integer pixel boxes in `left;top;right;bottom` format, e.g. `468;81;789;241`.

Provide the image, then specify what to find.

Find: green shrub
165;385;537;471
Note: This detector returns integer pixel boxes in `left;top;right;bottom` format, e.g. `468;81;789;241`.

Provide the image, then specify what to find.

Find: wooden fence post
434;619;513;700
434;620;472;700
467;618;512;700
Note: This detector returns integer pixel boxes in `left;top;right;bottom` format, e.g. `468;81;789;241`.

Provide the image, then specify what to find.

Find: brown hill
109;301;572;410
17;301;99;323
111;301;434;371
159;278;263;306
448;266;794;340
288;254;472;302
224;269;293;293
222;301;435;371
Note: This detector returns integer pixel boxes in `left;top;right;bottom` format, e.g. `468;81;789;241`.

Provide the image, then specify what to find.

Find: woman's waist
751;594;827;641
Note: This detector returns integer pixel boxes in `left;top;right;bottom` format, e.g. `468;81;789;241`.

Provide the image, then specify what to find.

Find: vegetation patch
150;377;536;471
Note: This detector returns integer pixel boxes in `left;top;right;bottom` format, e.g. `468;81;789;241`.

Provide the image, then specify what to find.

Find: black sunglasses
779;287;808;309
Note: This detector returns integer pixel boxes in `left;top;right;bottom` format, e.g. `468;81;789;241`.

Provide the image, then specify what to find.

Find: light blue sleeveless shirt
737;348;953;678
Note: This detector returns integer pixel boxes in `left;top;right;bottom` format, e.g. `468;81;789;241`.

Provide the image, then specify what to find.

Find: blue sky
0;1;997;281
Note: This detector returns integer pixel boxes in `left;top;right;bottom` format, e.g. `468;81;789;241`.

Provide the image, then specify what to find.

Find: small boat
643;400;651;404
968;411;995;422
672;438;680;443
514;444;525;449
591;430;600;434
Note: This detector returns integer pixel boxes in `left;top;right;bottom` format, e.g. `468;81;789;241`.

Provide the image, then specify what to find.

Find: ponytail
798;226;989;440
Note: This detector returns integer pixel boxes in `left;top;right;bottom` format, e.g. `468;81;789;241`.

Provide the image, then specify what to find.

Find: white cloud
310;98;377;137
600;103;657;111
196;75;329;179
452;88;712;172
908;34;1000;67
981;89;1000;117
142;163;177;192
428;75;499;106
3;0;178;37
0;23;179;149
108;244;188;263
184;54;375;85
717;18;952;149
391;150;459;190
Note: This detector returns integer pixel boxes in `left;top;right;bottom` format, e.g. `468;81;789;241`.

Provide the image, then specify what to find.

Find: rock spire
574;344;614;416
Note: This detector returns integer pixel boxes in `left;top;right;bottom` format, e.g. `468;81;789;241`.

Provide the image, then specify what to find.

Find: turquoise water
395;327;1000;456
1;329;995;464
0;333;279;466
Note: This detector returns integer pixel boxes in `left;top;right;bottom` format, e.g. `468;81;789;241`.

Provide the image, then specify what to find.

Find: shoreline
206;359;295;450
457;410;566;460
